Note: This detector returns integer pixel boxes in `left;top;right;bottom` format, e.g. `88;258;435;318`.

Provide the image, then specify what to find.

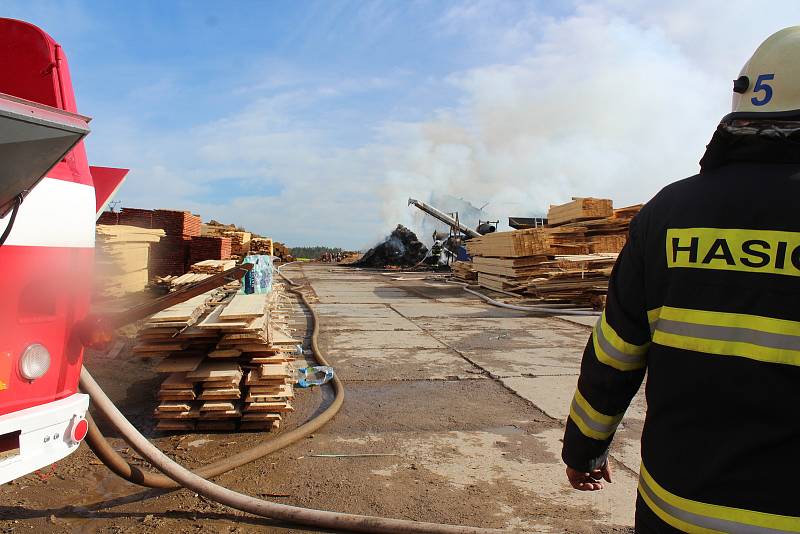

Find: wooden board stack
465;199;642;306
189;236;232;265
95;225;165;297
250;238;274;256
158;259;237;291
135;281;301;432
223;231;251;257
452;260;477;282
546;197;613;226
96;207;202;278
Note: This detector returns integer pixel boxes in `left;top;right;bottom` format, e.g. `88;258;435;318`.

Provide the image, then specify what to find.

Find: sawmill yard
0;261;643;533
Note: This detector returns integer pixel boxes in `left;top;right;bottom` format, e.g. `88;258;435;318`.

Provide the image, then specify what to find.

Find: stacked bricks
189;236;232;265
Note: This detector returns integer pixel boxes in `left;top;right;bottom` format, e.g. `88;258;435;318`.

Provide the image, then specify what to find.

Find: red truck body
0;18;126;483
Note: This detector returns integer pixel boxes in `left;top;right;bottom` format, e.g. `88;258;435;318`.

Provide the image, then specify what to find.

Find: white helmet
725;26;800;121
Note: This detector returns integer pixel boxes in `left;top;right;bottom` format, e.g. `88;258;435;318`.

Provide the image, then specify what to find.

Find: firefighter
430;238;443;264
562;27;800;532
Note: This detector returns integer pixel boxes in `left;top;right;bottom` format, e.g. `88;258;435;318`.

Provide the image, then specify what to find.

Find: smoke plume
379;2;791;239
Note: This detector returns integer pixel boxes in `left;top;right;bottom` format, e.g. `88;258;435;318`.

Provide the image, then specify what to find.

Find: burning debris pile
356;225;428;268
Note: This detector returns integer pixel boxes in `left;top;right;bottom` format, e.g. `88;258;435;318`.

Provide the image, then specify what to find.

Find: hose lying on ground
80;267;502;533
83;268;344;489
80;367;500;534
448;280;601;317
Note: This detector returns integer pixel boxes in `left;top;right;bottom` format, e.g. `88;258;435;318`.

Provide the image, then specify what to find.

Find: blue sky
2;1;798;248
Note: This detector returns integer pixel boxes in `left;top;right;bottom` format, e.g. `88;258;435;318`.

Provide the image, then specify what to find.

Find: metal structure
407;198;481;238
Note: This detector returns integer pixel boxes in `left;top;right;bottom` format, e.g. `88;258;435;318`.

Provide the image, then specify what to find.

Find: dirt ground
0;265;641;533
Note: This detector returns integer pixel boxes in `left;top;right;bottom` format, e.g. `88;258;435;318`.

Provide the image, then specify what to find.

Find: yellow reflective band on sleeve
647;307;662;333
592;312;648;371
568;388;624;441
639;463;800;533
652;306;800;367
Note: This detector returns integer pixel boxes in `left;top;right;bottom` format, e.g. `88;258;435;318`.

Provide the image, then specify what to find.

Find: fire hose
447;280;601;317
81;266;502;533
83;273;343;489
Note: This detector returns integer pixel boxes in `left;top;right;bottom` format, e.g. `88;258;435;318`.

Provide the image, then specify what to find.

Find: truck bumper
0;393;89;485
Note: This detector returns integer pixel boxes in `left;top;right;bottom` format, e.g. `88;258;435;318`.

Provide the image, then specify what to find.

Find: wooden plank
197;305;252;329
208;348;242;358
186;362;242;381
156;401;193;412
149;294;210;323
157;390;196;401
155;355;204;373
156;421;196;431
199;388;241;400
219;294;267;320
200;401;236;411
547;198;613;226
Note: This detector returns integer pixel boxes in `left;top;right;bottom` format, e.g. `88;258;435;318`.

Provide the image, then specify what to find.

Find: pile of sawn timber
133;280;301;432
466;198;642;307
95;225;165;297
155;259;237;291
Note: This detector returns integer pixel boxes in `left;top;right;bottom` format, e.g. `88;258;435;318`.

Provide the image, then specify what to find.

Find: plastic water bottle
295;366;334;388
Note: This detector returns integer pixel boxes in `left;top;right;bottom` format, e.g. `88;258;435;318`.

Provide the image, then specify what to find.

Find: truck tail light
19;343;50;380
69;416;88;443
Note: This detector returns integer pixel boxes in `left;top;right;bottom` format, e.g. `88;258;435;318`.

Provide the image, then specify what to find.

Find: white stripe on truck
0;178;95;248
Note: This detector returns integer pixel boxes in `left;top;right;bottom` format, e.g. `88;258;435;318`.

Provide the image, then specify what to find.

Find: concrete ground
0;264;643;533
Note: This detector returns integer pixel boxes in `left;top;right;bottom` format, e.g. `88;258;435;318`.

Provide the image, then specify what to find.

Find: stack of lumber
150;235;190;278
118;207;155;228
465;198;642;306
520;254;617;307
223;231;251;257
201;222;252;258
250;238;274;256
467;226;588;258
452;260;477;282
97;207;202;278
273;242;292;261
152;209;202;237
97;211;119;225
163;259;237;291
150;210;201;278
189;236;232;265
546;197;613;226
95;225;165;297
137;280;300;432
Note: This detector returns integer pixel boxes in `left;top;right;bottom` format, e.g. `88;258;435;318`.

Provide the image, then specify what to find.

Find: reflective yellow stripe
592;312;648;371
599;311;650;356
659;307;800;335
652;306;800;367
647;307;662;327
568;388;623;440
639;463;800;532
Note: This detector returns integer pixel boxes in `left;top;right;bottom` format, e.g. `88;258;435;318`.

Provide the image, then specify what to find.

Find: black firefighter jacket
561;126;800;533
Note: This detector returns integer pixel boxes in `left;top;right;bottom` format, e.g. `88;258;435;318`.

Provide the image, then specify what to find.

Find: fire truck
0;18;128;484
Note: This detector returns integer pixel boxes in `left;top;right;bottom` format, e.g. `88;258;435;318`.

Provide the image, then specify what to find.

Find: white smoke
379;2;796;238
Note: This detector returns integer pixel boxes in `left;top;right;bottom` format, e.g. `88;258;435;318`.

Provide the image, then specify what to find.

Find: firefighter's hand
566;462;612;491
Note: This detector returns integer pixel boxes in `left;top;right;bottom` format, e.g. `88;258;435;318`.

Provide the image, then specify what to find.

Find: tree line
289;246;344;259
